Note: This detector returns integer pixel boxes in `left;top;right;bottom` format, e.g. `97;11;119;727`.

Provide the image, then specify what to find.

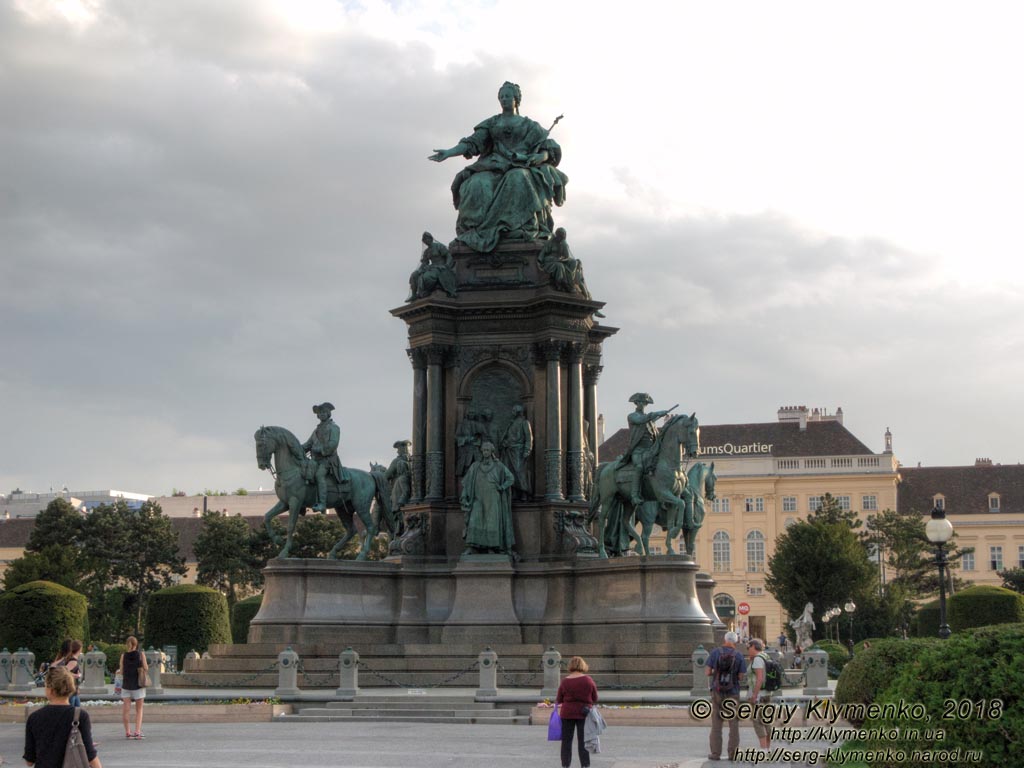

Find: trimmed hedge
833;638;939;725
912;599;941;637
230;593;264;644
0;580;88;664
813;640;851;676
144;584;231;656
947;584;1024;631
864;623;1024;767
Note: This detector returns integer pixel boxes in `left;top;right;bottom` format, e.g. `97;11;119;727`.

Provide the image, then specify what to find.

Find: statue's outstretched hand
428;149;448;162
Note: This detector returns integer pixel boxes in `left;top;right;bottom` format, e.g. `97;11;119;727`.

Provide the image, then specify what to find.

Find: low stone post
690;644;710;697
540;647;561;698
336;647;359;698
10;648;35;692
0;648;12;688
275;646;300;697
80;650;108;695
145;648;164;695
476;647;498;699
801;647;831;697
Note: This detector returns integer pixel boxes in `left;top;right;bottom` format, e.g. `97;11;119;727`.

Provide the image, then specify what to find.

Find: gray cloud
2;3;1022;495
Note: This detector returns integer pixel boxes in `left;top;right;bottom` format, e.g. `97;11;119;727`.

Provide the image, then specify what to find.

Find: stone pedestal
336;647;359;698
144;648;164;695
9;648;35;692
80;651;108;695
540;647;562;698
802;647;831;696
441;555;521;644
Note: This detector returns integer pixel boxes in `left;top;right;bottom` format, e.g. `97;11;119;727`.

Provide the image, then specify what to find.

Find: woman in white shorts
117;636;149;739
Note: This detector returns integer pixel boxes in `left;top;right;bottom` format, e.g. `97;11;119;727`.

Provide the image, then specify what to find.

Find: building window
713;531;731;572
746;530;766;572
783;496;797;512
1018;545;1024;569
809;496;823;513
837;495;851;511
990;546;1003;571
989;494;1001;511
962;551;974;571
933;495;945;511
714;593;736;619
745;497;764;513
713;497;731;514
862;495;878;511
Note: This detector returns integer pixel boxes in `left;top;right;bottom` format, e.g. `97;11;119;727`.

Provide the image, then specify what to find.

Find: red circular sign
737;602;751;615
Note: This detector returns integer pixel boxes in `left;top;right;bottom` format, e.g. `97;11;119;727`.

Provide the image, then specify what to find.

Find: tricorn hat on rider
628;392;654;406
393;440;411;449
312;402;335;413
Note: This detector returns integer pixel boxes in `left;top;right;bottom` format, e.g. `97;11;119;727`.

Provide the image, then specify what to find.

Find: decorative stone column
801;647;830;697
80;650;108;695
476;647;498;699
407;347;428;503
690;644;710;696
566;343;586;502
275;647;301;697
336;647;360;698
9;648;35;692
540;647;562;698
584;364;602;463
0;648;11;688
539;340;565;501
144;647;165;695
425;344;449;501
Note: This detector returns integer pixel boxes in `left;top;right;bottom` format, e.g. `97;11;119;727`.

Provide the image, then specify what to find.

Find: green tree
808;492;864;531
765;516;878;643
194;511;262;608
291;514;349;558
865;507;971;597
25;498;83;552
2;545;82;591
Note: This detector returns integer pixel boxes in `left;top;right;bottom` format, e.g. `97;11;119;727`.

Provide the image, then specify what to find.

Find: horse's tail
588;464;606;522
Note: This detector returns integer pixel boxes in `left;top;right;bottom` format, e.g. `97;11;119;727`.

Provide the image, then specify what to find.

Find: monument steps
276;713;531;725
281;696;529;725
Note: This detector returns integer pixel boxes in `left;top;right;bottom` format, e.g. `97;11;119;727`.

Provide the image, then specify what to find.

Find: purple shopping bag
547;708;562;740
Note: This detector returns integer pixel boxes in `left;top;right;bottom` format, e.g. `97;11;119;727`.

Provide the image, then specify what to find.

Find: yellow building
601;405;899;641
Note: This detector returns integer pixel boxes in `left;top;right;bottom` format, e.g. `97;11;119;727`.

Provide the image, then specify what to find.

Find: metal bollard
144;647;164;695
801;647;831;696
540;647;561;698
80;650;108;695
690;644;710;696
10;648;36;692
0;648;12;688
336;647;359;698
475;647;498;699
275;646;300;697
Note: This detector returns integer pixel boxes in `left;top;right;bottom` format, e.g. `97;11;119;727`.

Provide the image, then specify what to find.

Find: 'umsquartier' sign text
700;442;773;456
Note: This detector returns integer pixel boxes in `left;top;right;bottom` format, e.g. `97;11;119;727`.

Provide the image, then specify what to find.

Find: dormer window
933;495;945;511
988;493;1001;511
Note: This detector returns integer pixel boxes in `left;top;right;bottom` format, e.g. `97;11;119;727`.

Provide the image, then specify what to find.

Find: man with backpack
747;638;781;749
705;631;747;761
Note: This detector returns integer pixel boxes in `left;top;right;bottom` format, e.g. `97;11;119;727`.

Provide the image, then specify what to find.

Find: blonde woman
118;636;149;739
23;665;102;767
555;656;598;768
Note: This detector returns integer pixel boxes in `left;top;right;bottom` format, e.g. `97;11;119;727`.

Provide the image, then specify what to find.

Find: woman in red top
555;656;598;768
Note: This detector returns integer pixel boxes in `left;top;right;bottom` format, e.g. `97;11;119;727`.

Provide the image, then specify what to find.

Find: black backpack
712;648;742;693
759;652;782;692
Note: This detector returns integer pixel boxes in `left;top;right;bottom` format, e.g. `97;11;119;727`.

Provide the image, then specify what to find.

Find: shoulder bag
62;706;91;768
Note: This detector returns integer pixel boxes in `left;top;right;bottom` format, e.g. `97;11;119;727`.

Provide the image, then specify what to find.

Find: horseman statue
303;402;347;512
616;393;677;506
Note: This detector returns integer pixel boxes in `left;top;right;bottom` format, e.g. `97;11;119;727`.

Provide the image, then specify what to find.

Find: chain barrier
782;669;807;687
496;662;540;687
168;661;280;688
597;664;690;691
355;660;479;689
296;661;338;687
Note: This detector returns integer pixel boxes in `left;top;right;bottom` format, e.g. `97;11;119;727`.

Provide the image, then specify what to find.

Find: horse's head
674;412;699;458
254;426;275;471
370;461;387;474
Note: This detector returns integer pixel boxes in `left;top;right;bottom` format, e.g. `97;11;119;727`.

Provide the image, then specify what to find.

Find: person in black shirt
24;665;102;768
118;635;149;739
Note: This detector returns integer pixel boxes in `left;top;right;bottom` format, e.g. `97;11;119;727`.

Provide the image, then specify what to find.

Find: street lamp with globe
844;600;857;656
925;506;954;639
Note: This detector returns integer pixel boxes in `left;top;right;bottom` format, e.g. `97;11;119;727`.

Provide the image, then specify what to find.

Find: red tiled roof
897;465;1024;515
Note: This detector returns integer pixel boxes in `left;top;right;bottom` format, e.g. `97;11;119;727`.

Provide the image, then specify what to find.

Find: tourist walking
746;638;772;749
58;639;84;707
555;656;599;768
23;665;102;768
705;631;747;761
118;636;149;739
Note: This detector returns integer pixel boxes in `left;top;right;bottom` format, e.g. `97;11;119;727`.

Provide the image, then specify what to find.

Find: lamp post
826;606;841;643
844;600;856;656
925;506;954;639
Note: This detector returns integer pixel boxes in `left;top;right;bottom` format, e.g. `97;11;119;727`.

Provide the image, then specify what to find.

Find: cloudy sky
2;0;1023;496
